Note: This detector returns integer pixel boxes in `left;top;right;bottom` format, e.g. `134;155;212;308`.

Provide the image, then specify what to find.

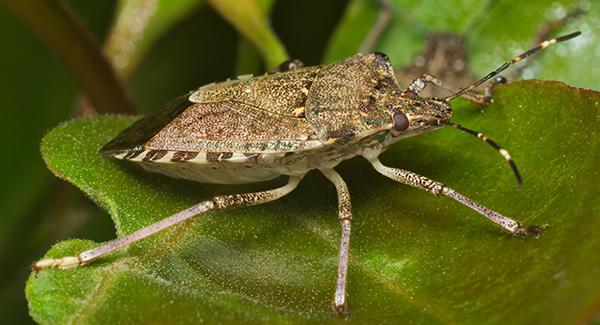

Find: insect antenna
445;121;522;188
445;31;581;102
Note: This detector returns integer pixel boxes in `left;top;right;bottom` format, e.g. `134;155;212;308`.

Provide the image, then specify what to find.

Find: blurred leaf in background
0;0;598;323
0;2;118;323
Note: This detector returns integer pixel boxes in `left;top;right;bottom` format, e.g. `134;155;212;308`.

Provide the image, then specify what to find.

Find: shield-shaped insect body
34;31;580;315
100;52;451;185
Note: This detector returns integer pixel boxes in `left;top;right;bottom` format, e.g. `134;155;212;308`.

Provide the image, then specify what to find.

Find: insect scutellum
32;29;581;316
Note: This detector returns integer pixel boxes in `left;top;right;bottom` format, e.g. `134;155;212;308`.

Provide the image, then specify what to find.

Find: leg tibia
371;158;444;195
321;169;353;315
369;158;542;237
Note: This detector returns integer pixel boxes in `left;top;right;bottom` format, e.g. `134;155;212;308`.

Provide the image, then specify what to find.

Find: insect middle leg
321;169;353;315
33;175;305;271
369;158;543;237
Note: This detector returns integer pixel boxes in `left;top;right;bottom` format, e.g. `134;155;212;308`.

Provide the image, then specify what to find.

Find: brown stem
0;0;136;115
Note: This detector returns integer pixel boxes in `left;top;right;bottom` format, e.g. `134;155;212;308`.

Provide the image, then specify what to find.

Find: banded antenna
445;31;581;102
445;121;522;188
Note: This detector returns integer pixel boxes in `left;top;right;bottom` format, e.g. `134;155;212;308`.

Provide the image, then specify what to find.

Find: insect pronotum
34;31;581;315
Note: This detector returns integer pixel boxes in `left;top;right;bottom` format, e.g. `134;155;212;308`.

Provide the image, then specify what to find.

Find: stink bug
34;31;581;314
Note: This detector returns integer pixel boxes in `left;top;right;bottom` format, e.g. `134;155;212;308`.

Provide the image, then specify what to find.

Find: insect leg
369;158;544;237
408;73;498;105
321;169;353;315
33;175;305;271
277;59;304;72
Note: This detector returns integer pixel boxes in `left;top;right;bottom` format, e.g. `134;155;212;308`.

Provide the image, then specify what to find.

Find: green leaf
233;0;278;75
322;0;380;64
27;81;600;323
104;0;206;79
208;0;288;70
0;3;120;323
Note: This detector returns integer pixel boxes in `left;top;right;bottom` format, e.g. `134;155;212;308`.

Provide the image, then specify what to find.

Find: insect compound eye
392;111;410;132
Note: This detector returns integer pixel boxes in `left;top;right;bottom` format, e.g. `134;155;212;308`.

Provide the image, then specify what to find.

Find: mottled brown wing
105;97;317;153
101;95;191;154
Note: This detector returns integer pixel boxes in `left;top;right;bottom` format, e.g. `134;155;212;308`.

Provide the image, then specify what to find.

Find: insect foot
514;224;547;239
332;300;349;316
32;255;83;271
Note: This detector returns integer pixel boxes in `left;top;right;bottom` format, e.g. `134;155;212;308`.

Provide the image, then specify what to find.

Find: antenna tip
557;31;582;42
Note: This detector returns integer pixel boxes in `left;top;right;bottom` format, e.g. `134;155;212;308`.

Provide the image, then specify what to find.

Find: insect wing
103;97;319;156
101;95;191;154
145;100;317;153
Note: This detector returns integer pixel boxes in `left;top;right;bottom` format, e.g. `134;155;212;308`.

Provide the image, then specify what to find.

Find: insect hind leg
33;175;305;271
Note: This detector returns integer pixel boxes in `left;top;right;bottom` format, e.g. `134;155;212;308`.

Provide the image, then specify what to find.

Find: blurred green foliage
0;2;117;324
0;0;598;323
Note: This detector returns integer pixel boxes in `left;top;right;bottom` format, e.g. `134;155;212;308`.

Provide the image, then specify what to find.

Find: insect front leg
33;175;305;271
369;158;543;237
321;169;353;315
407;73;505;105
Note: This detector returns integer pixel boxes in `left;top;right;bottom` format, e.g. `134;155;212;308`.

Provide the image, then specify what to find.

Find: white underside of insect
122;125;395;184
